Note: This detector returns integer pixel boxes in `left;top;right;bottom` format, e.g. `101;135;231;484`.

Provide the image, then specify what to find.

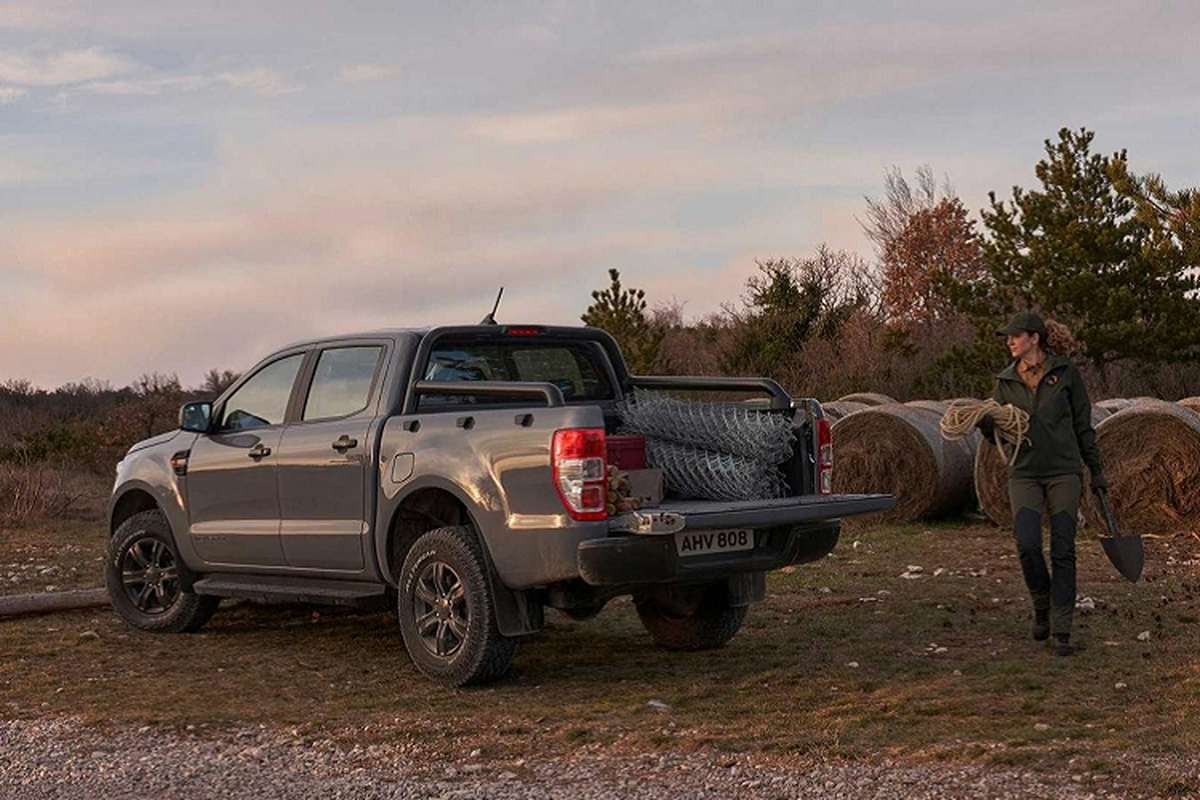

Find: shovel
1095;488;1144;583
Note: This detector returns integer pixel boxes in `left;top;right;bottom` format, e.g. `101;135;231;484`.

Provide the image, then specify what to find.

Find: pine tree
581;269;664;374
939;127;1200;389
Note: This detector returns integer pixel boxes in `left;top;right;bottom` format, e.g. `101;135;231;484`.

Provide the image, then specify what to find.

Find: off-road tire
634;582;747;651
396;525;518;686
106;510;220;633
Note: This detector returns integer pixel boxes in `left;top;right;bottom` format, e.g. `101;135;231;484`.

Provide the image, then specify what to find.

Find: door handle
332;435;358;452
248;444;272;460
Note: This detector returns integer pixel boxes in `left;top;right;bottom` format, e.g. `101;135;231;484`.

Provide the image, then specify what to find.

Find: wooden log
0;588;109;618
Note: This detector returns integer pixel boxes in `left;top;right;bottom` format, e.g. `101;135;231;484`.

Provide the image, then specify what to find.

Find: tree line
585;128;1200;402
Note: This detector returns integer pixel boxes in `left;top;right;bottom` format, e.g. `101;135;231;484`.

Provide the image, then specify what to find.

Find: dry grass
3;516;1200;778
0;464;105;527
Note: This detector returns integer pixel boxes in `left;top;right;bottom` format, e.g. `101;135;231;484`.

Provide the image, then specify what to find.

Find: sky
2;1;1199;388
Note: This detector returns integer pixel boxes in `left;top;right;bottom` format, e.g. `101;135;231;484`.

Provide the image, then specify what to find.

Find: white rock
1115;682;1127;690
1136;630;1151;642
846;662;859;669
1034;723;1050;731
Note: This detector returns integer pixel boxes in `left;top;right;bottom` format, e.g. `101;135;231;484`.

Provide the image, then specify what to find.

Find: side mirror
179;402;213;433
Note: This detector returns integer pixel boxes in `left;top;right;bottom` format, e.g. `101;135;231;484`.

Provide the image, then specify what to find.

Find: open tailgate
608;493;895;535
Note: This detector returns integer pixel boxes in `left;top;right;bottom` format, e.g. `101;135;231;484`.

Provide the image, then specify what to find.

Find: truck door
276;344;386;571
186;352;306;567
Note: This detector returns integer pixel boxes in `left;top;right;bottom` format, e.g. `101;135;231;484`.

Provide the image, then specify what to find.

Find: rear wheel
634;582;747;650
105;510;219;633
396;526;518;686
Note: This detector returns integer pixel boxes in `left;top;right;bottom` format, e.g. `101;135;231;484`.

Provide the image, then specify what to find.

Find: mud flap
727;571;766;607
477;540;545;637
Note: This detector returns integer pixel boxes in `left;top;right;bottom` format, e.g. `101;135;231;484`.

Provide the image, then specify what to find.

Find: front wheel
634;582;747;650
396;526;518;686
105;510;219;633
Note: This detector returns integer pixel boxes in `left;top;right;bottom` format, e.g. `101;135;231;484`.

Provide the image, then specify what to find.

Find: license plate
674;529;755;557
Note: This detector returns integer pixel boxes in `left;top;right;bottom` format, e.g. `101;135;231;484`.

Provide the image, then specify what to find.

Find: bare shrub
0;462;87;526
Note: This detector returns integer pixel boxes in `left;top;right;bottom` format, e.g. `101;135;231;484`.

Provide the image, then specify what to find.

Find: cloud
338;63;397;83
0;46;134;85
216;68;299;96
68;68;299;98
0;85;25;102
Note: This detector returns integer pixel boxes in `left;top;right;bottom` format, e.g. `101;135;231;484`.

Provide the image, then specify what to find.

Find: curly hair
1041;318;1078;356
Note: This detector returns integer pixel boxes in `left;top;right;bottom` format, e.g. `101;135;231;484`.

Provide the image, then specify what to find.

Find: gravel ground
2;717;1189;799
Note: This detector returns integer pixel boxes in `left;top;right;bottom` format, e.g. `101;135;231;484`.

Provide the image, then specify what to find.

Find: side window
302;346;383;421
219;354;305;431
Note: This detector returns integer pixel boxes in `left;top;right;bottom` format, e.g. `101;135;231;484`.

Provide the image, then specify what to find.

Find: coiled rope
938;399;1030;466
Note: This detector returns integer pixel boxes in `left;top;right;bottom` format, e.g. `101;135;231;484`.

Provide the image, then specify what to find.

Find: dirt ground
3;515;1200;796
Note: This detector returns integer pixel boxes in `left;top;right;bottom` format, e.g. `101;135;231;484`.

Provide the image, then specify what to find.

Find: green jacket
991;353;1103;480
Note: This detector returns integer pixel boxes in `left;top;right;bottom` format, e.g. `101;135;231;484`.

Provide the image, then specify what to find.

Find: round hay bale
1176;396;1200;415
1082;400;1200;536
904;399;949;416
836;392;897;407
831;403;974;521
822;400;868;423
973;405;1111;527
907;400;983;508
1096;398;1135;413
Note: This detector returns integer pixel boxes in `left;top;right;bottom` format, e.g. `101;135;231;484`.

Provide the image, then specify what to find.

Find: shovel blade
1101;536;1144;583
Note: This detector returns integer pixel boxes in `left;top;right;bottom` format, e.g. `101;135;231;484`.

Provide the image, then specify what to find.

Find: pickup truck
107;323;894;685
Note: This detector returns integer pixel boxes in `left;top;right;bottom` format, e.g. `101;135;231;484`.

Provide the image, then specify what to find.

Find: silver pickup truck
107;323;893;685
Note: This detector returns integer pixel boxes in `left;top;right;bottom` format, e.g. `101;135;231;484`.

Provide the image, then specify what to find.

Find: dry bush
0;463;89;526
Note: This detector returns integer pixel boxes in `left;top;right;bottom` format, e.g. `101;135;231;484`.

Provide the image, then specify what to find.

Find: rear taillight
816;417;833;494
553;428;607;521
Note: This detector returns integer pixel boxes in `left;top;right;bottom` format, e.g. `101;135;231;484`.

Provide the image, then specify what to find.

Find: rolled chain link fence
617;389;795;502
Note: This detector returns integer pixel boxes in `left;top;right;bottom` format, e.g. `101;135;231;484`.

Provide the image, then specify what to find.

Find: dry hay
1082;400;1200;536
1096;398;1136;413
1178;396;1200;415
831;403;974;521
836;392;897;407
974;405;1110;527
907;400;983;508
822;400;868;423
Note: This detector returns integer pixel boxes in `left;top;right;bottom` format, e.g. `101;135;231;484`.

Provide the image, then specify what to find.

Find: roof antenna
480;287;504;325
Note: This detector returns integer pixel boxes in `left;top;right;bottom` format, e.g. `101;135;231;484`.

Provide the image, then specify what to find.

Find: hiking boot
1032;609;1050;641
1053;634;1075;656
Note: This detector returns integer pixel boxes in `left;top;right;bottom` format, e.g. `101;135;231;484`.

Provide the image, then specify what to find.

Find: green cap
996;310;1047;337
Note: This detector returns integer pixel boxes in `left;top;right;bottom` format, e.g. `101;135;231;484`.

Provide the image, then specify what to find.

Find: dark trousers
1008;474;1081;636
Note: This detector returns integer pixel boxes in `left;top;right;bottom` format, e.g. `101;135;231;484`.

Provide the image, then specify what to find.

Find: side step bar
192;574;388;607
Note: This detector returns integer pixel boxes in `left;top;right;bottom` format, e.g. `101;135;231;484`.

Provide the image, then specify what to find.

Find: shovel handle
1096;488;1123;538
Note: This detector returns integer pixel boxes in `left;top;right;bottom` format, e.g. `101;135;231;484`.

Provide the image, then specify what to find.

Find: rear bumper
577;520;842;586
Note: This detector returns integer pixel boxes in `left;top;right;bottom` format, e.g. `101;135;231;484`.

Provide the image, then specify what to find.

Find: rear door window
420;338;613;409
302;346;384;421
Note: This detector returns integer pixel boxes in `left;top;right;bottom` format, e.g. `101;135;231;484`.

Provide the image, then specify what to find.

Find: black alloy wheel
119;536;181;615
106;510;220;634
412;561;469;658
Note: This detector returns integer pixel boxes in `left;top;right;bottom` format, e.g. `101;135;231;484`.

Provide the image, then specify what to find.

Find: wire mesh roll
617;389;795;462
644;438;789;502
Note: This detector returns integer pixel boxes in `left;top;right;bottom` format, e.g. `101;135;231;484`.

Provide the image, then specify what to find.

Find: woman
978;311;1106;656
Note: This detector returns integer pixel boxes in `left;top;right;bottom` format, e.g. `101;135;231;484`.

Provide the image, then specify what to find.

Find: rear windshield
419;337;614;409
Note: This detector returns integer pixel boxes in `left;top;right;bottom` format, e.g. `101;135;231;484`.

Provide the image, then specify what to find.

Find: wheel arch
110;487;160;535
382;478;543;637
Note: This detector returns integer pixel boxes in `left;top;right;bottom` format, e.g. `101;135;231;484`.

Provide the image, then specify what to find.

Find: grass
2;513;1199;783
